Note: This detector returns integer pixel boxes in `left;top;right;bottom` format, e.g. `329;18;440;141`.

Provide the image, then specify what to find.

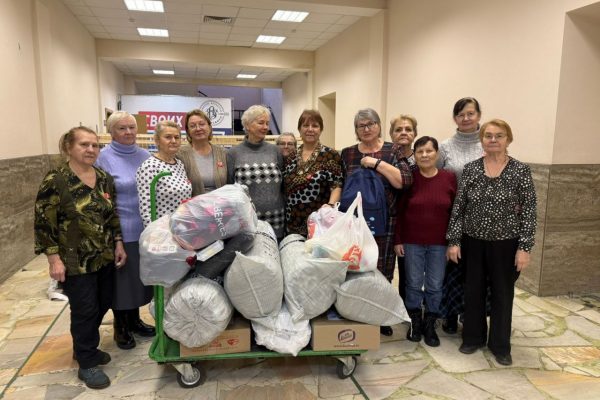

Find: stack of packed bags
138;186;409;355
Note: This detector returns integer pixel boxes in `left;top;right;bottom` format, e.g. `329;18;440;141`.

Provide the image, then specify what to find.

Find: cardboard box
180;317;250;356
311;317;380;351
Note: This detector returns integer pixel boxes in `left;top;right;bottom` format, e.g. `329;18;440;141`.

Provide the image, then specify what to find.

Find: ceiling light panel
153;69;174;75
237;74;257;79
272;10;309;22
138;28;169;37
256;35;285;44
124;0;164;13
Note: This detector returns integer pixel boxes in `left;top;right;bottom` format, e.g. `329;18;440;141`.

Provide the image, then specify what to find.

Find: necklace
297;143;321;175
154;153;176;164
484;156;508;178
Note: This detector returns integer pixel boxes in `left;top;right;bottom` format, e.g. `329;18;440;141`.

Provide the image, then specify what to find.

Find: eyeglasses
456;112;478;120
277;142;296;147
483;133;507;140
188;123;208;130
357;122;378;132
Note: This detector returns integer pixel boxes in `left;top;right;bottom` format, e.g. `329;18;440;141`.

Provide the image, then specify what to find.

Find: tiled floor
1;255;599;399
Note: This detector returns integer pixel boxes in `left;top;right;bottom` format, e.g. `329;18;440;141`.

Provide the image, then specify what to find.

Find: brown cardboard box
311;317;380;351
180;317;251;356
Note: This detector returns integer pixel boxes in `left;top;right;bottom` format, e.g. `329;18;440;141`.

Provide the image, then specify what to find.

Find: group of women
34;97;537;389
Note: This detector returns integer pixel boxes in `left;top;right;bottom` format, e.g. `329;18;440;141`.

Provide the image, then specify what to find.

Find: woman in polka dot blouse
446;119;537;367
136;120;192;228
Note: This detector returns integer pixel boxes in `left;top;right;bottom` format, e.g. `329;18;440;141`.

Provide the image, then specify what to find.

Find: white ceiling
61;0;385;84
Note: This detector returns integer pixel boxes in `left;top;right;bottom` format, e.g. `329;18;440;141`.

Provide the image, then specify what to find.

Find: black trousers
462;236;519;356
63;265;114;369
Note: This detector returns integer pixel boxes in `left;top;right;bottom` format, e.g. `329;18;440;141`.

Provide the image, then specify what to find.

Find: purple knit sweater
96;141;151;242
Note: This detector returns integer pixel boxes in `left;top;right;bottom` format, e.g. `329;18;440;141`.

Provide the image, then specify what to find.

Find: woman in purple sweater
96;112;155;350
394;136;457;347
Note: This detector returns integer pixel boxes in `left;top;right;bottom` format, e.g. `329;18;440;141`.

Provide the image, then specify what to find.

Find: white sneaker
47;279;69;302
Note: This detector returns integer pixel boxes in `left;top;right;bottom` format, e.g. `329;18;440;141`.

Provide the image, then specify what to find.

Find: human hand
515;249;530;272
360;156;377;169
114;241;127;269
47;254;66;282
447;245;461;263
394;244;404;256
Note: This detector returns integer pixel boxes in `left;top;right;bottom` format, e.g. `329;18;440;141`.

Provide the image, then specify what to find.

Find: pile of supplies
140;186;409;355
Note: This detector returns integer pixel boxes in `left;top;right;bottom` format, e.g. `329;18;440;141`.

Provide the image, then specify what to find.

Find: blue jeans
404;244;447;314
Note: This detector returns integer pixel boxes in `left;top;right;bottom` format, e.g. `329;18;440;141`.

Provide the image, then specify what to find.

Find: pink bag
304;193;378;272
306;205;344;239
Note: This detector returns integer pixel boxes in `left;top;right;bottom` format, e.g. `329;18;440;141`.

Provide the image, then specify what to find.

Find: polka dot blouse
136;156;192;227
446;157;537;252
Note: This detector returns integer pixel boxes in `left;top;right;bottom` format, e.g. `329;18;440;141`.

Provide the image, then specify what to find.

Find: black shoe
128;308;156;337
380;326;393;336
78;367;110;389
459;343;485;354
406;309;423;342
72;350;111;366
442;315;458;334
113;311;136;350
494;353;513;366
423;313;440;347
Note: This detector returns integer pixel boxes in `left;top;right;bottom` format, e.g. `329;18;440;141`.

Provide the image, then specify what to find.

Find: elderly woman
136;120;192;227
283;110;343;237
177;109;227;195
96;112;154;351
276;132;297;159
446;119;536;366
35;127;125;389
394;136;456;347
389;114;418;301
226;104;285;239
438;97;485;335
341;108;413;336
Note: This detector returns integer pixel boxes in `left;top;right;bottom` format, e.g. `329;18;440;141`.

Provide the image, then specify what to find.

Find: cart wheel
176;363;206;388
336;356;357;379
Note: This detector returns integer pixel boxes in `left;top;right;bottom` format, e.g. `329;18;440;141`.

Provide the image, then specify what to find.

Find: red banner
138;111;187;131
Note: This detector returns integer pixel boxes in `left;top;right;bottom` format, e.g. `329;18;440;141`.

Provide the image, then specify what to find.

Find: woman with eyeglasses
227;105;285;239
276;132;297;159
438;97;485;335
177;109;227;196
341;108;413;337
283;110;343;237
446;119;537;366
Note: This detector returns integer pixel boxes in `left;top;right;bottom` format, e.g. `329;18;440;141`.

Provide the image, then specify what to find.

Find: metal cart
147;172;366;388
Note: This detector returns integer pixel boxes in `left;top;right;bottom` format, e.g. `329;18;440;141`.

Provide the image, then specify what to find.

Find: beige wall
314;11;386;150
98;59;125;130
385;0;597;164
0;0;43;159
553;8;600;164
281;72;312;134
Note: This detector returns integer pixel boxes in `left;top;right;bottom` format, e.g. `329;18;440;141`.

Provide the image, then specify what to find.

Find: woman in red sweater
394;136;457;347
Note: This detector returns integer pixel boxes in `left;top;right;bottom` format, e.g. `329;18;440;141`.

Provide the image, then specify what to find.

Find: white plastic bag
306;205;344;239
335;269;410;326
163;277;233;348
170;184;258;250
139;214;195;287
251;302;311;356
305;192;378;272
280;234;348;322
224;221;283;319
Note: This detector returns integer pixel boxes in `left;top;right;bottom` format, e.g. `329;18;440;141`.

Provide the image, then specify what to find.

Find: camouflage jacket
34;163;122;276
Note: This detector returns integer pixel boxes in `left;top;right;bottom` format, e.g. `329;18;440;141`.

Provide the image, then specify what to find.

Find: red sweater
394;169;457;246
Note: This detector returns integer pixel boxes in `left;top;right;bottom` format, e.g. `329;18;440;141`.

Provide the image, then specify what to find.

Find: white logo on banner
200;100;226;125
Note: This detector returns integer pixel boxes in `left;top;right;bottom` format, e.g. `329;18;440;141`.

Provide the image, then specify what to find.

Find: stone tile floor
0;255;599;399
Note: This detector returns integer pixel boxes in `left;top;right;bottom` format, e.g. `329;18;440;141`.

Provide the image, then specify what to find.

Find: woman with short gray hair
227;105;285;239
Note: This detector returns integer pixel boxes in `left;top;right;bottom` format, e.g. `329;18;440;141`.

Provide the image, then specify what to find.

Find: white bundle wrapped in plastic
139;214;195;287
279;234;348;322
163;277;233;348
306;206;344;239
224;220;283;319
335;269;410;326
251;302;311;356
170;184;258;250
